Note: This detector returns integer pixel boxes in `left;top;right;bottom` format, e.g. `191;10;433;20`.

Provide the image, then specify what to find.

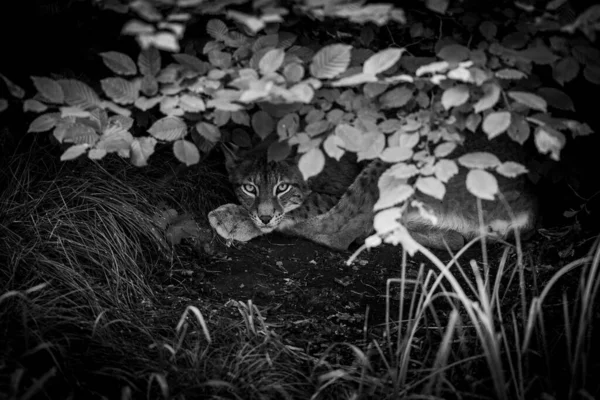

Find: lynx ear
221;142;240;174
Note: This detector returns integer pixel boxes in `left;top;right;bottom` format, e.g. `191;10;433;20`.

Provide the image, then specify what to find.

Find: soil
157;230;527;357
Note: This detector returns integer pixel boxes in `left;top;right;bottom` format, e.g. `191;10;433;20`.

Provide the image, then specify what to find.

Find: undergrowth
1;146;599;400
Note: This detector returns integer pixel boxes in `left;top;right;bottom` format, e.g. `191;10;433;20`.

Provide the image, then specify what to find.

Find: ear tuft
221;142;240;173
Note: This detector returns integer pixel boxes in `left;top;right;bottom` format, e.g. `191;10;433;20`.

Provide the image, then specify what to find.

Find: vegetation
0;0;599;399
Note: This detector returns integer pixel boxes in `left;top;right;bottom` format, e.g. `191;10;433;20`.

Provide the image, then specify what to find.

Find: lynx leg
282;213;374;251
208;203;265;242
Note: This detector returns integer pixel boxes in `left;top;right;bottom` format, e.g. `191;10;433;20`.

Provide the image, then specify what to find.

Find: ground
160;228;537;351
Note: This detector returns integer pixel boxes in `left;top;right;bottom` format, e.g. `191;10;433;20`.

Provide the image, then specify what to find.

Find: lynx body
217;134;538;251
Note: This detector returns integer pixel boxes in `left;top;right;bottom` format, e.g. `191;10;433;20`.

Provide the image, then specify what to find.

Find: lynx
210;133;538;251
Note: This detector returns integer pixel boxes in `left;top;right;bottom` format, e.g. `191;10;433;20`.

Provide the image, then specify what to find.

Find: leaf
108;114;134;131
335;124;366;152
434;159;459;182
252;34;278;53
31;77;64;103
100;51;137;75
259;48;285;75
101;77;140;105
323;134;345;161
88;108;108;132
583;65;600;85
309;44;352;79
482;111;511;139
386;164;417;180
87;148;107;160
179;94;206;112
138;32;180;53
0;98;7;112
57;79;100;109
267;140;291;162
458;151;501;169
374;172;414;211
479;21;497;39
138;47;161;76
357;132;386;161
95;128;132;152
63;123;99;144
473;82;501;113
399;132;420;149
306;120;330;137
148;116;187;141
228;11;264;34
379;86;413;109
441;85;470;110
251;110;275;139
173;139;200;166
121;20;154;36
537;87;574;111
231;110;250;126
195;121;221;142
206;19;228;41
363;82;389;98
60;106;91;118
277;31;297;49
60;144;89;161
373;207;403;235
23;99;48;113
331;73;377;87
495;68;527;80
507;114;531;144
298;148;325;180
0;73;25;98
466;169;498;201
416;61;449;76
173;53;207;74
416;176;446;200
434;141;457;158
520;44;558;65
208;50;232;69
552;57;579;85
507;91;547;112
496;161;528;178
425;0;449;14
213;110;230;126
276;113;299;139
134;95;163;111
363;48;404;75
28;113;58;132
283;63;304;83
288;82;315;103
103;101;132;117
437;44;469;63
534;126;565;161
447;67;472;82
465;113;482;132
140;75;158;96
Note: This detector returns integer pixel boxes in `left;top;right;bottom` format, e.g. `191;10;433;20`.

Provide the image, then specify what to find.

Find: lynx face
225;154;311;233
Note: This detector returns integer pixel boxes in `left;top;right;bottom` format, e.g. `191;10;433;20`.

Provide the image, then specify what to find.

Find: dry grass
1;150;598;400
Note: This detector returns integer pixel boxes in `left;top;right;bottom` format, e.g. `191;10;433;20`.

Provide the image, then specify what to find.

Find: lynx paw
208;203;264;242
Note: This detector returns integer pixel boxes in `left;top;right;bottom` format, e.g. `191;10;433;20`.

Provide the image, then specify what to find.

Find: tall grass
1;151;598;399
311;237;600;399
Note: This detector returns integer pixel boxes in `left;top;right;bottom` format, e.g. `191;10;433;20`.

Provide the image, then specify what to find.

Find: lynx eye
241;183;257;196
275;183;291;195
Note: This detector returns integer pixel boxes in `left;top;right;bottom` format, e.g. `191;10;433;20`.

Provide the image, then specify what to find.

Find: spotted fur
222;132;538;251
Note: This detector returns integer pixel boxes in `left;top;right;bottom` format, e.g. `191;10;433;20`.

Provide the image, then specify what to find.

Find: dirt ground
157;230;535;356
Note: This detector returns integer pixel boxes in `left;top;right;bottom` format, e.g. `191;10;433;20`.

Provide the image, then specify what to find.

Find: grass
1;148;599;399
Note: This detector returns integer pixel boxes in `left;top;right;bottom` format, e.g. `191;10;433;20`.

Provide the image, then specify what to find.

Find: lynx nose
258;215;272;224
